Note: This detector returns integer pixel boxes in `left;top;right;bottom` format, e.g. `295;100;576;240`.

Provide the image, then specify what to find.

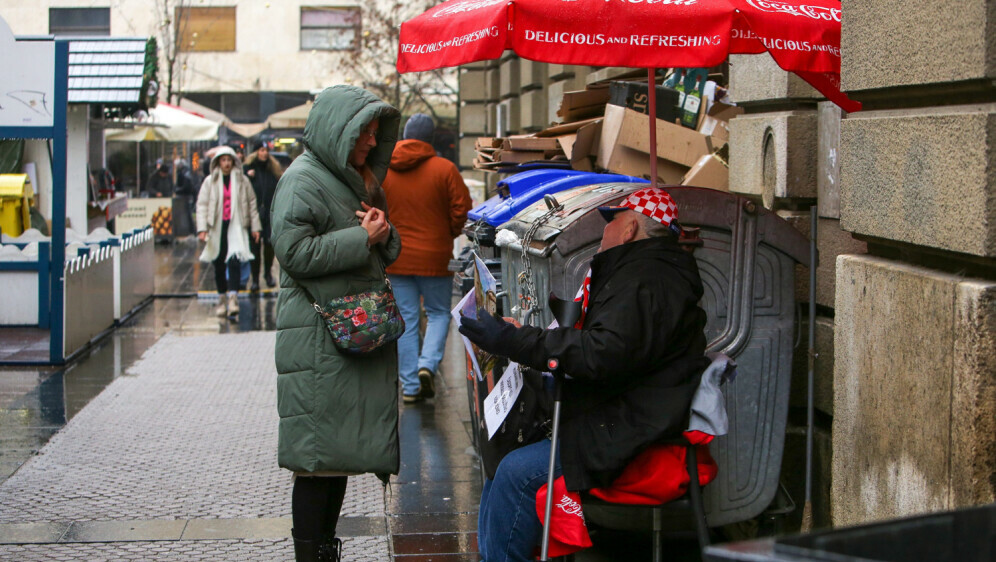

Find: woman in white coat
196;146;262;317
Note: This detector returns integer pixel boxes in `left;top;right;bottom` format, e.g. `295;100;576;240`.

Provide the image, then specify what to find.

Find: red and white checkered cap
597;187;678;227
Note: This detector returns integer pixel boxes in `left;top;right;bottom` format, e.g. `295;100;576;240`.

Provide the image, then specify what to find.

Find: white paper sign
484;362;524;439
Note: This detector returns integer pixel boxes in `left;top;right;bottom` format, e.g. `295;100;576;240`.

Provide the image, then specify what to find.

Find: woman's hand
356;202;389;246
198;231;207;242
252;231;261;244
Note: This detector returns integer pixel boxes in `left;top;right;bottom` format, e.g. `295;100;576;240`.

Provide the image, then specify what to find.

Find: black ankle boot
317;536;342;562
292;529;321;562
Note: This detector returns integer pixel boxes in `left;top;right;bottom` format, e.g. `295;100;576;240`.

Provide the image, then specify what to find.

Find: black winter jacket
497;236;709;490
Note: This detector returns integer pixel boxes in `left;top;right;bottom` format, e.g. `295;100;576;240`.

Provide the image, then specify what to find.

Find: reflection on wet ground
0;237;278;482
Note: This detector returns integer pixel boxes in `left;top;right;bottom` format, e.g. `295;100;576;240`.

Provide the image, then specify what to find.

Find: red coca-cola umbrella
398;0;857;184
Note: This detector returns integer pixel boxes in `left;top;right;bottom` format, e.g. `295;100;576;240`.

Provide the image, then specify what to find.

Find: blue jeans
479;439;562;562
389;274;453;395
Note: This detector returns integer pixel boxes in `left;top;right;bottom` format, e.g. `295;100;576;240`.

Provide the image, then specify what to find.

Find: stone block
840;105;996;258
500;57;521;99
841;0;996;91
459;103;488;135
586;67;641;86
520;59;546;90
833;255;996;526
548;64;574;81
458;136;478;169
817;102;843;219
486;103;497;135
950;281;996;507
784;215;868;308
459;69;488;102
484;68;501;102
728;110;818;208
498;97;521;136
520;89;549;132
729;53;819;103
461;60;494;70
790;315;834;417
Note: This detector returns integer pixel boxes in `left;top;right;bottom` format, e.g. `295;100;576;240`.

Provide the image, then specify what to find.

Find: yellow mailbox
0;174;34;237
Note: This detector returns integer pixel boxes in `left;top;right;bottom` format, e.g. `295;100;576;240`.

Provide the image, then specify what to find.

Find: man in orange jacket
383;114;473;403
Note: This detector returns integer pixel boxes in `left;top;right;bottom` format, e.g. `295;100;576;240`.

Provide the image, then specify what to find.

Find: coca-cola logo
600;0;699;3
556;494;585;519
745;0;841;22
433;0;507;18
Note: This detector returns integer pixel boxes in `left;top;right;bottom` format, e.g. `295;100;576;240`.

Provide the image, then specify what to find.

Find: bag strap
299;273;393;315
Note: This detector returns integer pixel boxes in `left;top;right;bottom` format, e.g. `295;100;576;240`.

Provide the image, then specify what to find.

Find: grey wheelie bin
494;183;810;534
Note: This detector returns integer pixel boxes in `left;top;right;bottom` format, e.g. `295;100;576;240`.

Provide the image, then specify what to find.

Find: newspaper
450;252;499;381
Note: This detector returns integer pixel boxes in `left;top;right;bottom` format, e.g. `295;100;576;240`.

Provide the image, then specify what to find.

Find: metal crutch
539;294;581;561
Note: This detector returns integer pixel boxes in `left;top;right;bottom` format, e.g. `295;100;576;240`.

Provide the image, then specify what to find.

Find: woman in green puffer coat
270;85;402;562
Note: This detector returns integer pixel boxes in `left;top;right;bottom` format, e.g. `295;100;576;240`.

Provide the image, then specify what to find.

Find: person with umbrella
459;188;710;562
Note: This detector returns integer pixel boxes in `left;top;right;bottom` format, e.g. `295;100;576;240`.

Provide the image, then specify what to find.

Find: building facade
0;1;368;122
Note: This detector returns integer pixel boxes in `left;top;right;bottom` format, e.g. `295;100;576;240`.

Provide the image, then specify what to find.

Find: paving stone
0;332;392;559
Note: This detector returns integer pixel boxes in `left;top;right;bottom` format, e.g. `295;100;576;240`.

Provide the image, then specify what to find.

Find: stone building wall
831;0;996;526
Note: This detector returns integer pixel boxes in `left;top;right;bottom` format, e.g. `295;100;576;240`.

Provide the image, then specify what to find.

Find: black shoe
318;537;342;562
403;391;423;404
418;368;435;398
265;272;277;288
292;529;321;562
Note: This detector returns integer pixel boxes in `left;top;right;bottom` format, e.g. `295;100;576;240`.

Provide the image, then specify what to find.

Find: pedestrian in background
144;158;173;198
270;85;402;562
243;139;283;291
195;146;262;318
382;113;472;403
173;158;197;236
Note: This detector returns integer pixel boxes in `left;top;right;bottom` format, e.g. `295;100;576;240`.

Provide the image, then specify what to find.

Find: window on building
300;7;361;51
176;7;237;52
49;7;111;36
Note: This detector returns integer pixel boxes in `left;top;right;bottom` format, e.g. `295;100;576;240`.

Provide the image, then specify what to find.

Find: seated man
459;187;710;562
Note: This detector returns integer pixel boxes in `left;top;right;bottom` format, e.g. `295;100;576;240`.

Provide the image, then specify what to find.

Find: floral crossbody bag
302;279;406;355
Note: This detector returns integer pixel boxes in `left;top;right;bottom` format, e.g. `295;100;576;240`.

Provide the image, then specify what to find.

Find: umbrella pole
647;67;658;189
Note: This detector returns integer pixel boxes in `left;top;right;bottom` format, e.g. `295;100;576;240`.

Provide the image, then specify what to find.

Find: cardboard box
600;104;724;170
697;101;743;143
681;153;729;191
605;146;689;183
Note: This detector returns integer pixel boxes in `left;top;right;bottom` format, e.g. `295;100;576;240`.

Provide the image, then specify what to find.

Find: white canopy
266;101;312;130
105;103;220;142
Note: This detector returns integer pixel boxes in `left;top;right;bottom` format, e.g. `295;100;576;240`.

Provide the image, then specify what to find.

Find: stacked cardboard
471;103;606;172
595;81;742;190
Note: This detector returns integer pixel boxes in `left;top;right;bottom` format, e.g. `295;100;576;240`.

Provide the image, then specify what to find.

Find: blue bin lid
470;171;648;227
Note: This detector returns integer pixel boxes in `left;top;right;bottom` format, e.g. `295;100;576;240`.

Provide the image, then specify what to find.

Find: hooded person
243;139;284;290
195;146;262;317
269;85;402;562
382;113;472;403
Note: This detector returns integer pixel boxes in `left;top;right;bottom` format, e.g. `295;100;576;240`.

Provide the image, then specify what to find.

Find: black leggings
292;476;348;541
213;220;242;294
249;235;275;283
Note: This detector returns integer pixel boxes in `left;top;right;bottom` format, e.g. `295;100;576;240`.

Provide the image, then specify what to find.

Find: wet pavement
0;237;701;560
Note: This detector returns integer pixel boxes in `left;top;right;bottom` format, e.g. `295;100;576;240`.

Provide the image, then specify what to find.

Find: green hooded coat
270;86;402;475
